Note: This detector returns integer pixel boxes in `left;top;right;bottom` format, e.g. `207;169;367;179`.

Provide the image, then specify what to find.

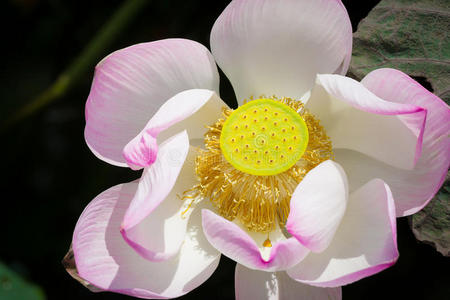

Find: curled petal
342;68;450;216
123;89;226;169
235;264;341;300
287;179;398;287
286;160;348;253
306;74;426;170
72;181;220;299
121;131;199;261
85;39;220;167
211;0;352;104
202;209;309;272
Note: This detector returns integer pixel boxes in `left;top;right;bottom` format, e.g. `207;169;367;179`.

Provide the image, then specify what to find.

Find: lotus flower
70;0;450;299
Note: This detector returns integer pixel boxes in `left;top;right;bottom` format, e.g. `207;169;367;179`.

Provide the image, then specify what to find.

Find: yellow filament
184;96;333;234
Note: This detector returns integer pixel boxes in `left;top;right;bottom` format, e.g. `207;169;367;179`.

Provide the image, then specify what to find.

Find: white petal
286;160;348;253
121;131;200;261
306;74;426;170
85;39;220;166
123;89;226;169
73;181;220;299
287;179;398;287
202;209;309;272
235;264;341;300
211;0;352;104
339;68;450;216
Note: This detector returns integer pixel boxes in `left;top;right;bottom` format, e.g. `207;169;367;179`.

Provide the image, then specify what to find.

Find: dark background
1;0;448;299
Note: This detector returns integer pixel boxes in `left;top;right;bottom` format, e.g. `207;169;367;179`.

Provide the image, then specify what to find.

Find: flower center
220;99;309;176
183;96;333;234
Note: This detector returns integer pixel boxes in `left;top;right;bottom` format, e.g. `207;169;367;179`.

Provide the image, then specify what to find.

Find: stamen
183;98;333;234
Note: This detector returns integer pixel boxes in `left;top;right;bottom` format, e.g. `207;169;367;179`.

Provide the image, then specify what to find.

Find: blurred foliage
349;0;450;257
1;0;149;130
0;261;45;300
0;0;449;299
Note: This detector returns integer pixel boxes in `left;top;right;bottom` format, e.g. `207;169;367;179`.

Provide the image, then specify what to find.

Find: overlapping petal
120;131;198;261
306;74;426;170
202;210;309;272
334;68;450;216
286;160;348;253
84;39;220;167
235;264;342;300
123;89;226;169
287;179;398;287
73;181;220;299
211;0;352;104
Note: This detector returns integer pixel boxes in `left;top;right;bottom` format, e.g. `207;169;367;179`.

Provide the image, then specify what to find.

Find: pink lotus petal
306;74;426;170
235;264;342;300
84;39;220;167
287;179;398;287
210;0;352;104
120;131;200;261
123;89;226;170
202;209;309;272
286;160;348;253
73;181;220;299
338;68;449;216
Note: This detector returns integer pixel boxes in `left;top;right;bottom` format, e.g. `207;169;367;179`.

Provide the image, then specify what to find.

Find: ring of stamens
184;96;333;234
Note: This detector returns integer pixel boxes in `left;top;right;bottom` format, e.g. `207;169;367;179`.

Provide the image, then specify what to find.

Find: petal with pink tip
84;39;220;167
123;89;226;170
120;131;199;261
287;179;398;287
336;68;449;216
306;74;426;170
210;0;352;104
235;264;341;300
201;210;309;272
286;160;348;253
72;182;220;299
